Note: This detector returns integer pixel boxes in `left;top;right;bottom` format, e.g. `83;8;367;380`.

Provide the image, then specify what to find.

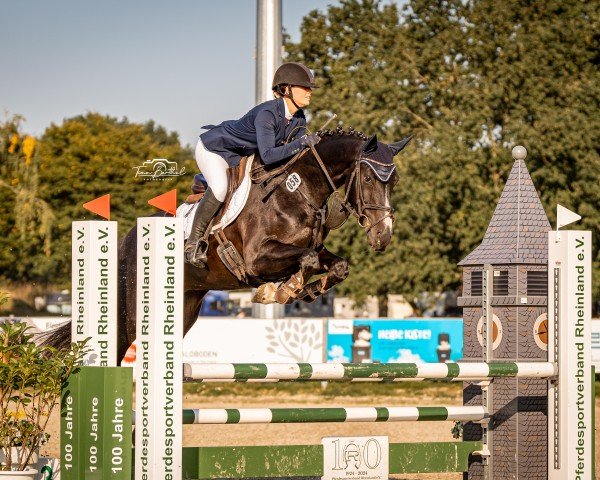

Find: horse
46;128;412;361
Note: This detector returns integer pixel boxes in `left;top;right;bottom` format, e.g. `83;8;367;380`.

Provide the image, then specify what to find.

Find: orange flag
148;189;177;216
83;194;111;220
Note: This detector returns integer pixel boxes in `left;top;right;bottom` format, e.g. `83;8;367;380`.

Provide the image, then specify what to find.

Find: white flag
557;204;581;229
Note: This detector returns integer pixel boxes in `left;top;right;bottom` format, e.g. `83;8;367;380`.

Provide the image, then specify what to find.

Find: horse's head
347;134;412;251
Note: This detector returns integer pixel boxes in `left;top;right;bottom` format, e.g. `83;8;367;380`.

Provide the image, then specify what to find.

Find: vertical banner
61;368;83;480
81;367;104;479
61;367;132;480
101;367;133;479
548;230;592;480
135;217;183;479
71;221;118;366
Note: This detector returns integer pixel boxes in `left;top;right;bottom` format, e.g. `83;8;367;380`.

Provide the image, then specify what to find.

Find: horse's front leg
249;241;321;305
296;248;349;303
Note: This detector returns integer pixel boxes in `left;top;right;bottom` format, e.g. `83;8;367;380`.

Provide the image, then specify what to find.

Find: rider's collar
283;100;293;121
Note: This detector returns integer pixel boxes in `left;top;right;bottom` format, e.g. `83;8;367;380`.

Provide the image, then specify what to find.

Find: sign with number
286;173;302;192
322;436;389;480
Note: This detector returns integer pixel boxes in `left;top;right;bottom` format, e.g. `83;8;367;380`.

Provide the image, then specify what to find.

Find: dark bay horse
48;129;411;361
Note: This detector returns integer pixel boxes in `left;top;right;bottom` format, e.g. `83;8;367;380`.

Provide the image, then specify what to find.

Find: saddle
182;156;252;283
185;156;250;212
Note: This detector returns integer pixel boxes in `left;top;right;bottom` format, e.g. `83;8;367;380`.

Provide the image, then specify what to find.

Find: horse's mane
316;126;369;141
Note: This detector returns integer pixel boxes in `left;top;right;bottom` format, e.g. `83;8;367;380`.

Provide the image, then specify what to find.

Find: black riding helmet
272;62;319;91
272;62;318;110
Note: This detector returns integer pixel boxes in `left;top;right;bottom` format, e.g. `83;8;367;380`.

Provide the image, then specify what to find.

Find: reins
250;148;308;184
250;117;395;236
250;114;338;185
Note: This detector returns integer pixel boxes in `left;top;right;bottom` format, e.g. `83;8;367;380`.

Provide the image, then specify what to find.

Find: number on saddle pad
286;173;302;192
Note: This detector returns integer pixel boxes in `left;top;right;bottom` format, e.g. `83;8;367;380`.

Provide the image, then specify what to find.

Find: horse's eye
364;175;372;183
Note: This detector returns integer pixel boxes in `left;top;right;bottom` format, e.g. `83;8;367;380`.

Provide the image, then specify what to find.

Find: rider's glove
300;134;320;148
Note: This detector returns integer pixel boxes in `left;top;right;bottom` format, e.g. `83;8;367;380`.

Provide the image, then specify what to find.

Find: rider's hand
300;134;320;148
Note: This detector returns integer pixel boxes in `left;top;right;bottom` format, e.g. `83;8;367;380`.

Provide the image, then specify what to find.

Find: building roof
459;158;551;266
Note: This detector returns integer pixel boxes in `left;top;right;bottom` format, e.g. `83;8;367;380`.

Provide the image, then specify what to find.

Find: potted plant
0;420;49;470
0;314;86;478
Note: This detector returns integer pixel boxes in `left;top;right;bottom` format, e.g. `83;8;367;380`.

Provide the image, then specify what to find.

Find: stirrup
185;239;209;267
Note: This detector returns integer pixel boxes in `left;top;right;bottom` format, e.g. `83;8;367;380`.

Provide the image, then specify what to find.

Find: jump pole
183;361;557;382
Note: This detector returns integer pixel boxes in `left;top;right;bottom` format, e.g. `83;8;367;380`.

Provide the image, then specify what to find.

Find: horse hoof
275;289;295;305
252;283;277;304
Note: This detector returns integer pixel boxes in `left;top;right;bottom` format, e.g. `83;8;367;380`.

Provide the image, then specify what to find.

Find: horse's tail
37;318;72;350
116;221;138;361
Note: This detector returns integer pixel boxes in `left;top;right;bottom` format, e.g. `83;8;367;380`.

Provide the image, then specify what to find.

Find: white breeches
195;139;229;202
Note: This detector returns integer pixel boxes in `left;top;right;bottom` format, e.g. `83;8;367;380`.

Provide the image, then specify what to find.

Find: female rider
185;62;319;267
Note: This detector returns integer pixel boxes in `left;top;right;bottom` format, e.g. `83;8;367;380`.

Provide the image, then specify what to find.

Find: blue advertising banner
327;318;464;363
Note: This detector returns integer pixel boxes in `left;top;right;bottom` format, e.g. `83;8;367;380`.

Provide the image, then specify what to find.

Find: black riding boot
184;188;223;267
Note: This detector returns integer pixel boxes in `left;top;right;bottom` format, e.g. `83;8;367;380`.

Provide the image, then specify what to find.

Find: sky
1;1;339;147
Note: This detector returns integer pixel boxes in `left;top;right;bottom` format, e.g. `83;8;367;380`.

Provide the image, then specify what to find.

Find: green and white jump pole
168;406;489;424
183;361;557;382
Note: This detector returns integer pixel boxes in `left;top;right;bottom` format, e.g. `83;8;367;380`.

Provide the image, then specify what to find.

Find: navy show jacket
200;97;307;167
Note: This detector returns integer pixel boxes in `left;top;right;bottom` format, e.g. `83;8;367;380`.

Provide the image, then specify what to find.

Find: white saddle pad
177;155;255;240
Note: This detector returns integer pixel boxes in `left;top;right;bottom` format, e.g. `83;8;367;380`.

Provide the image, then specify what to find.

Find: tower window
493;271;509;296
470;270;508;296
471;271;482;296
527;271;548;296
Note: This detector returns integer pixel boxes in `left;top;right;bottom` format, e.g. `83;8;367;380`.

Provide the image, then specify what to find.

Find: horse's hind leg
296;248;349;303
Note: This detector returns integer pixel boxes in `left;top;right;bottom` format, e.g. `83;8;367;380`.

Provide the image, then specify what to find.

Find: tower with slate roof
458;146;551;479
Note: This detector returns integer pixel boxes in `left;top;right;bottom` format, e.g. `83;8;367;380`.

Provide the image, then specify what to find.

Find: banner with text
327;318;463;363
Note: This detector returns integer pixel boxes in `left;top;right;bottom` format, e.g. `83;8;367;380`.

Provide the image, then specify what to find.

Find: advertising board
327;318;463;363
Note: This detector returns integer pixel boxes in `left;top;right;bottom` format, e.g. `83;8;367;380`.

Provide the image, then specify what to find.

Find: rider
185;62;320;267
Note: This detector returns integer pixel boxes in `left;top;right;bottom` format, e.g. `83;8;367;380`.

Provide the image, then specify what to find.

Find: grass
183;380;463;400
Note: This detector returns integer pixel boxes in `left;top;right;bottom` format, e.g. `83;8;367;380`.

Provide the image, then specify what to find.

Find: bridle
307;142;396;234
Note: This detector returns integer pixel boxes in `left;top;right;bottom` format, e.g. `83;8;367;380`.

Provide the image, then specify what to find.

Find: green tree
32;113;194;285
0;116;55;281
288;0;599;309
0;113;197;286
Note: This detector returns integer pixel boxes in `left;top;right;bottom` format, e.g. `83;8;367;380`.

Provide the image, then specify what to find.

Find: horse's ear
389;135;413;156
363;135;378;154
